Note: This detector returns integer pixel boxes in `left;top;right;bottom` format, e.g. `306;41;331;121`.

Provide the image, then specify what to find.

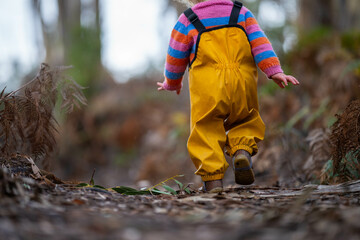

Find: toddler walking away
157;0;299;193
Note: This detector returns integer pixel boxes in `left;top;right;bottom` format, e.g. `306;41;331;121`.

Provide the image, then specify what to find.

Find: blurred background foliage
0;0;359;187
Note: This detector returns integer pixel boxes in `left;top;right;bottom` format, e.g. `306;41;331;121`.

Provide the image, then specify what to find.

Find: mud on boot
233;150;255;185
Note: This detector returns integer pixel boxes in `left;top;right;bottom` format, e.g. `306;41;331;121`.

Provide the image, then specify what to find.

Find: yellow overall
187;26;265;181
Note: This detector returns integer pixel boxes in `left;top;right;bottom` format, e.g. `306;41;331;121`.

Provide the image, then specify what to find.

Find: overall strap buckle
229;1;243;25
233;1;243;8
184;8;206;32
188;13;199;24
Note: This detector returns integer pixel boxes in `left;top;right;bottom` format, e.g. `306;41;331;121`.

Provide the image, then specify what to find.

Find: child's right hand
271;73;299;88
157;82;181;95
157;82;166;91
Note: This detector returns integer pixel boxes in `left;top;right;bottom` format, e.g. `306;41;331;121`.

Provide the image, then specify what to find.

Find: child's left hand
271;73;299;88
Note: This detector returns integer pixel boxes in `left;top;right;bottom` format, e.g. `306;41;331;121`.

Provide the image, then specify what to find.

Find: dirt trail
1;170;359;240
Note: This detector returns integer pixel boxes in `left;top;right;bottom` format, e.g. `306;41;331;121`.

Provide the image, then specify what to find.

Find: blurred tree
31;0;113;98
57;0;81;62
30;0;116;176
287;0;360;124
298;0;360;32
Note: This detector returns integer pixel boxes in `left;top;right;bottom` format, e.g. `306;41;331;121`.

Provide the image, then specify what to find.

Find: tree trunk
57;0;81;62
298;0;360;32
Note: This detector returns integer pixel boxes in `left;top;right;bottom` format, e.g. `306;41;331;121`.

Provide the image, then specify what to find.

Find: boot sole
208;187;223;193
233;154;255;185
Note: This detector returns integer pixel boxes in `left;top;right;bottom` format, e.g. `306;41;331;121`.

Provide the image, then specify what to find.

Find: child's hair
174;0;207;7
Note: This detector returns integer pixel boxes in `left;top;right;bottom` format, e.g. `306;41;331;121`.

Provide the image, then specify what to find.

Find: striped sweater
163;0;283;91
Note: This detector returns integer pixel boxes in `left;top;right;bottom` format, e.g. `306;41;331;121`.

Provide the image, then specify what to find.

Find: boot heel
233;154;255;185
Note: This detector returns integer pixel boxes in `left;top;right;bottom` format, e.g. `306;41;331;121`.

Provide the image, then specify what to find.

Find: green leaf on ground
162;184;177;195
112;186;150;195
76;183;89;187
150;188;171;195
173;179;183;189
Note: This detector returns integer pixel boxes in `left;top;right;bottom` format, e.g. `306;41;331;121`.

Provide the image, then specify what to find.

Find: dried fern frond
0;63;87;168
321;150;360;184
303;128;332;180
320;100;360;184
329;99;360;174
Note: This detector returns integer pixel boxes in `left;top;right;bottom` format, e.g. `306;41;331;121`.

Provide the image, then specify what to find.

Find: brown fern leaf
0;63;86;168
0;87;7;99
303;128;332;180
0;98;20;155
57;74;87;113
329;99;360;174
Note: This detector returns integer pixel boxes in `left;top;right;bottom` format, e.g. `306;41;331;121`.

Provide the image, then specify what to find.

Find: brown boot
202;179;223;193
232;150;255;185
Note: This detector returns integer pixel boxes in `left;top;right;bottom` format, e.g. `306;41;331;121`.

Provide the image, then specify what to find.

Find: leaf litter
0;156;360;240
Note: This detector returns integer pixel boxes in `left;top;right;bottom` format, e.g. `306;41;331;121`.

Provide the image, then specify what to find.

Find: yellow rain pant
187;27;265;181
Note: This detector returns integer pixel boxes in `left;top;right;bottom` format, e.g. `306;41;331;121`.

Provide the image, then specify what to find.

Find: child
157;0;299;193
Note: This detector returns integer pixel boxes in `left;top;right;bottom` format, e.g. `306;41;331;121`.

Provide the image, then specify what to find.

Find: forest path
1;175;359;240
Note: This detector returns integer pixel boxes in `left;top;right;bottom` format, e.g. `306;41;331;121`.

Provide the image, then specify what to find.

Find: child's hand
157;82;181;95
271;73;299;88
157;82;166;91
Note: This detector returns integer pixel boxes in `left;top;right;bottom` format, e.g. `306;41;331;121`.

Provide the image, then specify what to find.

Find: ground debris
0;169;360;240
